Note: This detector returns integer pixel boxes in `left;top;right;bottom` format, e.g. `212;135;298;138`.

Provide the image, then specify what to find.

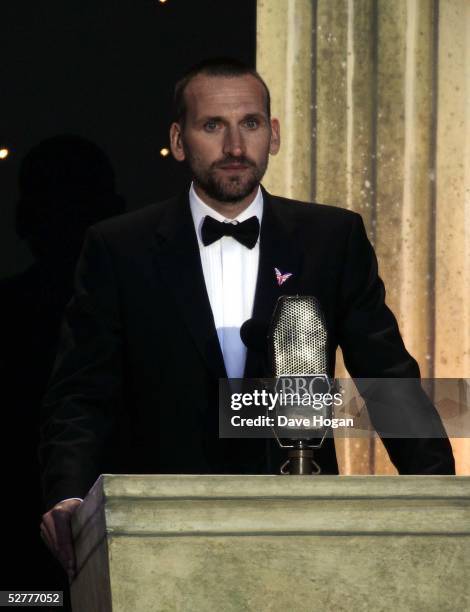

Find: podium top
90;473;469;500
71;475;470;567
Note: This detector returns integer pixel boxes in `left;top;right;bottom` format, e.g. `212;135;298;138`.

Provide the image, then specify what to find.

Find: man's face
170;74;280;206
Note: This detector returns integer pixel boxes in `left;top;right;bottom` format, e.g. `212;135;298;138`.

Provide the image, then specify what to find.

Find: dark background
1;0;257;279
0;0;256;598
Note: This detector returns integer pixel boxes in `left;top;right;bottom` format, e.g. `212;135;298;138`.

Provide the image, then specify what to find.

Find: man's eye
244;119;259;129
204;121;220;132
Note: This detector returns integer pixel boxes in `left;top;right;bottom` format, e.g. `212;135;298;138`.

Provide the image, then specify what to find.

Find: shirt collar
189;182;263;245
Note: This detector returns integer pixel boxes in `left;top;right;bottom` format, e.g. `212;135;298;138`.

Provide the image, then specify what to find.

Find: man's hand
40;498;82;580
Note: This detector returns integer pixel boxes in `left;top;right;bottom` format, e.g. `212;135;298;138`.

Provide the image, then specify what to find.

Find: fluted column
257;0;313;201
435;0;470;473
257;0;470;474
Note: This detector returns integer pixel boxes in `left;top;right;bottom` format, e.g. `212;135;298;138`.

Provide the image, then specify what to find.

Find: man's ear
169;122;185;161
269;118;280;156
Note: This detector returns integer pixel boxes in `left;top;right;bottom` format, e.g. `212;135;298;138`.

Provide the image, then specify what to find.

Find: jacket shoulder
268;193;362;228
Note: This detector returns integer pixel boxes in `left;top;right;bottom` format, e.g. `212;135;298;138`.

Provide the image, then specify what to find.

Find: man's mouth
216;162;251;171
219;165;248;170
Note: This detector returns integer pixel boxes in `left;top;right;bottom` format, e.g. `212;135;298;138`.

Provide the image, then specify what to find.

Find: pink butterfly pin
275;267;293;286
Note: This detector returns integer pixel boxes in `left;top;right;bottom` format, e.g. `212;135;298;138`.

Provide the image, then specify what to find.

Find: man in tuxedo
40;58;454;577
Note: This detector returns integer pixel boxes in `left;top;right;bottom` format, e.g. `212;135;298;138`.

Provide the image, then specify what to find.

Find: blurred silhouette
0;135;125;608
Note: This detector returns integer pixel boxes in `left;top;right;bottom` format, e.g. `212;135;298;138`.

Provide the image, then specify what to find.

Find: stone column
434;0;470;473
257;0;470;474
256;0;313;201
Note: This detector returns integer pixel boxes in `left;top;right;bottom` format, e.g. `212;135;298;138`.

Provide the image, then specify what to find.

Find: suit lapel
151;189;304;380
244;189;304;377
151;192;226;380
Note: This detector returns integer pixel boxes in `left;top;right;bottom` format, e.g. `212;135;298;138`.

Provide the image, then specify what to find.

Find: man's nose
223;127;245;157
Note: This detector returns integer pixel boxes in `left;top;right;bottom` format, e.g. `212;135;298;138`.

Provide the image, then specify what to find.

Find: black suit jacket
40;189;454;508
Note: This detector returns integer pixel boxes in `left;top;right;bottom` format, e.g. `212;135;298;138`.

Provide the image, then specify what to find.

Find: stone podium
71;475;470;611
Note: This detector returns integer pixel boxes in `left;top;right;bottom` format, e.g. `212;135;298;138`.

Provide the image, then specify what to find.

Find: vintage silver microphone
269;295;328;376
267;295;333;475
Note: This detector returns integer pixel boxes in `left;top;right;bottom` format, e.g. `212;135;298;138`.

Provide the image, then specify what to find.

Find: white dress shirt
189;183;263;378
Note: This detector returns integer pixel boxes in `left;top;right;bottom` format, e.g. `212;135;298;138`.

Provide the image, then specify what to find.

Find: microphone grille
270;295;328;376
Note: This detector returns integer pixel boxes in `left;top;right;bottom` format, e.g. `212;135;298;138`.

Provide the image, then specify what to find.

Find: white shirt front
189;183;263;378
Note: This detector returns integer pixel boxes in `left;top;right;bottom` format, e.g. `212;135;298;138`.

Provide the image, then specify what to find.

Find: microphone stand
280;440;321;475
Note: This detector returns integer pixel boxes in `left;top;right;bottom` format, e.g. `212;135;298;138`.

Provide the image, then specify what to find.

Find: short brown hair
173;57;271;125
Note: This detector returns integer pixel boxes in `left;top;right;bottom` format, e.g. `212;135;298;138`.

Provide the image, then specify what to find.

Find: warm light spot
158;0;168;3
160;147;170;157
0;148;9;159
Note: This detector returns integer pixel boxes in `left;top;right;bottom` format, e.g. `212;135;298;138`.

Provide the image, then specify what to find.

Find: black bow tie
201;215;260;249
